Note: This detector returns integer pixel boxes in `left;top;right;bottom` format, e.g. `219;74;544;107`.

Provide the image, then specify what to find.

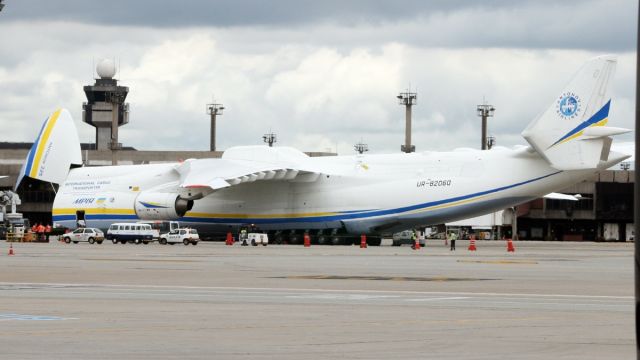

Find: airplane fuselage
52;146;593;235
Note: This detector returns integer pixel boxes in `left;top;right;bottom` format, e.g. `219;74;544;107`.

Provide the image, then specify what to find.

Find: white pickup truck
159;228;199;245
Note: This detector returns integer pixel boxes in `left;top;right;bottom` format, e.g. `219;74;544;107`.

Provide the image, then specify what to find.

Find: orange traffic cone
412;236;420;250
468;237;477;251
304;233;311;247
225;232;233;246
360;234;367;248
8;243;14;256
507;238;515;252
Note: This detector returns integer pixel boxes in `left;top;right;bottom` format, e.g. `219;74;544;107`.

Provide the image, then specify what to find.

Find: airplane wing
173;146;324;198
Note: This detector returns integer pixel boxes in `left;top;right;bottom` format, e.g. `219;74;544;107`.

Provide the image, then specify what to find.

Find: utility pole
397;91;417;153
477;102;495;150
206;103;224;151
263;132;276;147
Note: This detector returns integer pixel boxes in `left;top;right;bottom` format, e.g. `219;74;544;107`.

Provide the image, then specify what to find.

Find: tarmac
0;239;634;359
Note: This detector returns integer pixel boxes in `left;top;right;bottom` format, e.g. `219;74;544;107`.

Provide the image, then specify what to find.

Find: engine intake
134;192;194;220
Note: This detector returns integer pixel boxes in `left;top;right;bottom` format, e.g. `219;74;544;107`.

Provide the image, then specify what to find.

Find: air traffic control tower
82;59;129;151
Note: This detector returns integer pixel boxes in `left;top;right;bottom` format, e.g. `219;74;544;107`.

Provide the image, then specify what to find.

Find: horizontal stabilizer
543;193;579;201
581;126;631;139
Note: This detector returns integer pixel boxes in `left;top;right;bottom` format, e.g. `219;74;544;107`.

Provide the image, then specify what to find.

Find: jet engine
134;192;194;220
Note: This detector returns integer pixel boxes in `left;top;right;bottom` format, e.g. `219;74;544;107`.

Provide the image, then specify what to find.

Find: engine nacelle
134;192;194;220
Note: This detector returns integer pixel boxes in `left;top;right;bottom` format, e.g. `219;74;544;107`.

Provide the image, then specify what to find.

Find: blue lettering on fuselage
73;198;95;205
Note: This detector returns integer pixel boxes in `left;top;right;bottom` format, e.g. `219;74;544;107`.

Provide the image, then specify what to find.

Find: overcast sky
0;0;636;154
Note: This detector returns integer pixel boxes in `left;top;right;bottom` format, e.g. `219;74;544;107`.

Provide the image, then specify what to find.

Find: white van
107;223;155;244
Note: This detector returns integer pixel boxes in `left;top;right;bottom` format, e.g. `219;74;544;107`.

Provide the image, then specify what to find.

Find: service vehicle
247;232;269;246
136;220;180;240
63;227;104;244
159;228;199;245
106;223;155;244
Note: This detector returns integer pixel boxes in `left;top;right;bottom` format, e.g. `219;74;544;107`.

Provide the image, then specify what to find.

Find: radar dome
96;58;116;79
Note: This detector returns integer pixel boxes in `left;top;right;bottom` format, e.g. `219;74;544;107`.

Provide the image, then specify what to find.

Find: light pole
397;91;417;153
477;102;495;150
263;132;276;147
206;103;224;151
354;140;369;154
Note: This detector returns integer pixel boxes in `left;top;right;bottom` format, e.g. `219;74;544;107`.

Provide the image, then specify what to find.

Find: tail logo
556;92;582;119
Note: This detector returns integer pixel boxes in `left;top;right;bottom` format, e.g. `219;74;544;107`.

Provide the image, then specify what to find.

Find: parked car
392;230;425;246
159;228;199;245
107;223;155;244
63;228;104;244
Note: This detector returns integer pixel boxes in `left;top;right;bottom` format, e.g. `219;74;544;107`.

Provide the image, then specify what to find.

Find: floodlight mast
477;102;495;150
263;132;277;147
354;140;369;154
206;103;224;151
397;91;417;153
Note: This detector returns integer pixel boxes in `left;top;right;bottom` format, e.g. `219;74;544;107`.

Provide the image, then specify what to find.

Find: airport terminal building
516;167;634;241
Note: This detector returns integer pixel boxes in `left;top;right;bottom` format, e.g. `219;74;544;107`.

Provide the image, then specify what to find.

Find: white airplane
15;56;631;243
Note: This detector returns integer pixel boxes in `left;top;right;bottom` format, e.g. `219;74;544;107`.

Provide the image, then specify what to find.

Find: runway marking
81;258;199;263
286;294;399;300
457;260;538;265
278;275;495;282
0;282;632;300
0;313;75;321
405;297;470;302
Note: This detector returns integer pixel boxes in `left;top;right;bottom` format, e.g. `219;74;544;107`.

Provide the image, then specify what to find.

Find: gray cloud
0;1;636;155
1;0;636;51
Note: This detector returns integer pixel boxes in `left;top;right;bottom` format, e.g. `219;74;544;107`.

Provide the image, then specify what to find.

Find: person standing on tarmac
240;229;248;246
449;231;457;251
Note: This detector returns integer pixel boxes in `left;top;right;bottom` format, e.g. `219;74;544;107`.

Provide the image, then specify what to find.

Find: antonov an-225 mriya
16;56;630;244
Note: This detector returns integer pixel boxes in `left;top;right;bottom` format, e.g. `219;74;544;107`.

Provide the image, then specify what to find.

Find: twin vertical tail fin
15;108;82;190
521;55;631;170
